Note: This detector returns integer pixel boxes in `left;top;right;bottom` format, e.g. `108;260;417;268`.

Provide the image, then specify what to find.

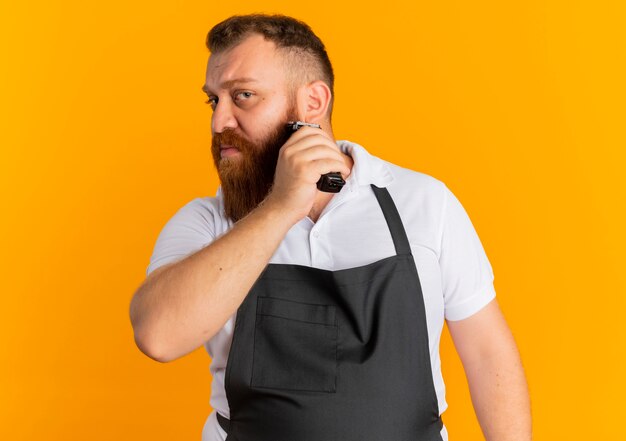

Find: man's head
202;14;335;222
206;14;334;119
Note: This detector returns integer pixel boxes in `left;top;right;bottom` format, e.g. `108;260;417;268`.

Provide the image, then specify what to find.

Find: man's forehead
204;37;287;92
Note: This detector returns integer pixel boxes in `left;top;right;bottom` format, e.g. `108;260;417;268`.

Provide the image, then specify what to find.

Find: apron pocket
251;296;338;393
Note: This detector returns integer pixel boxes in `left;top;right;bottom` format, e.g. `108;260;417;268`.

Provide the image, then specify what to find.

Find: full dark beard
211;107;298;222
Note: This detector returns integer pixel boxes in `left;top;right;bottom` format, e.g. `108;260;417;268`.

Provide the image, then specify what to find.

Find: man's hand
264;127;351;224
447;298;532;440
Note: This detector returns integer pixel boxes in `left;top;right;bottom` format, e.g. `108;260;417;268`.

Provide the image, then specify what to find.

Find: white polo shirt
146;140;497;441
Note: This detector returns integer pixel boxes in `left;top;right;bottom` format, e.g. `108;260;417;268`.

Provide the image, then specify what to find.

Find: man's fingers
281;127;334;150
280;144;350;180
281;144;344;166
309;159;351;182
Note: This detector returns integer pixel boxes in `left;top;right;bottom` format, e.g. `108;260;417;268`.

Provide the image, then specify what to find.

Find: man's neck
307;192;335;223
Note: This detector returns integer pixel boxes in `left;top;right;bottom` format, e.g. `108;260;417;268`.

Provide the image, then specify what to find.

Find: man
130;14;531;441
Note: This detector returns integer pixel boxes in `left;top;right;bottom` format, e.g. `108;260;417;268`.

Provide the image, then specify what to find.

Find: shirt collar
336;140;394;189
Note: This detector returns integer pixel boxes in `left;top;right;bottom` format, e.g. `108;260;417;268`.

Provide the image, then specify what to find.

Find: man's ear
298;80;332;123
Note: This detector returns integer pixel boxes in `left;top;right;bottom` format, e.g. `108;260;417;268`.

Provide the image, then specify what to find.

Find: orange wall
1;1;624;439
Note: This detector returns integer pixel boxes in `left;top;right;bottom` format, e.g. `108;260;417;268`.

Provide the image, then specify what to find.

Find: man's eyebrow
202;78;258;95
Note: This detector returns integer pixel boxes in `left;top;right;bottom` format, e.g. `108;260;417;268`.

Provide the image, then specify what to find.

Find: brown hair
206;14;335;118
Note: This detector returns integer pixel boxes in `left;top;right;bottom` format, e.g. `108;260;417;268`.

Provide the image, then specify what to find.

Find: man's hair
206;14;335;119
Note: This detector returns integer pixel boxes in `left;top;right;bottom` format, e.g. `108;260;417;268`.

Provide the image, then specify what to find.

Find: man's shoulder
177;195;221;215
379;157;448;199
162;194;225;228
340;140;447;196
387;160;444;184
366;156;451;255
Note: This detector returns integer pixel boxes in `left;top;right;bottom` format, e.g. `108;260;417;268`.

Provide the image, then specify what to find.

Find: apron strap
370;184;412;256
216;412;230;434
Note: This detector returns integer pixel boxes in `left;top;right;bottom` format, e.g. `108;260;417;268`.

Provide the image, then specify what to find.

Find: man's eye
205;97;217;109
234;91;253;101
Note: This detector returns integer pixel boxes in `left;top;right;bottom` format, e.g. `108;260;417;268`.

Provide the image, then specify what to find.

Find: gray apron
217;184;443;440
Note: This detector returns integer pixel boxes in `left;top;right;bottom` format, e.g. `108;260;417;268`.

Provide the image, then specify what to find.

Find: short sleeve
439;184;496;321
146;198;216;277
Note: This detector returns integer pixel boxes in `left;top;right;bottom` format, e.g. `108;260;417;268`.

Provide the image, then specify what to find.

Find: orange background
1;1;625;439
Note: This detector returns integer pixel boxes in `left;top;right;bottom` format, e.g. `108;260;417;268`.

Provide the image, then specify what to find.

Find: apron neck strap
370;184;412;256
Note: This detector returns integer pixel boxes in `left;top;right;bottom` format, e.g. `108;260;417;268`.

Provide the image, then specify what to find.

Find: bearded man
130;14;531;441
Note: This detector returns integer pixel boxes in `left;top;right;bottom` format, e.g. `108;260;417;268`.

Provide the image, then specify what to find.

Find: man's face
203;34;300;222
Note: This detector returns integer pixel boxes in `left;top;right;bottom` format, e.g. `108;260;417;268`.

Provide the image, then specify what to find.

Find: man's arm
446;298;532;441
129;128;350;363
130;199;295;363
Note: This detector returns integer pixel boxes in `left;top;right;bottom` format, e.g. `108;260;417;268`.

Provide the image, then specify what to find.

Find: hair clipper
286;121;346;193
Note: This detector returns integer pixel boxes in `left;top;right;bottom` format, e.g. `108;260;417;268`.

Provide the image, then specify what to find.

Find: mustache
211;129;256;154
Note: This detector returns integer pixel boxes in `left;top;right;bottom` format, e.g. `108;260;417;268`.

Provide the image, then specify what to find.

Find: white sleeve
439;184;496;321
146;198;216;277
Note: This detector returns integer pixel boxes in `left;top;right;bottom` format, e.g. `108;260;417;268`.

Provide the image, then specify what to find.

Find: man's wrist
257;193;304;226
249;196;301;233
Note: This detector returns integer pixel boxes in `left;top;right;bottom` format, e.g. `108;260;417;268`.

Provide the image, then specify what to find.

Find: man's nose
211;100;238;134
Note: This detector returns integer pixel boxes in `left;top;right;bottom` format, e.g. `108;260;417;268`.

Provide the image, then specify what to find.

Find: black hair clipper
286;121;346;193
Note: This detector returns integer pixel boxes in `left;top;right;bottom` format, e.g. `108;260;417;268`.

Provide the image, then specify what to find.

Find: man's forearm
129;199;296;363
464;347;532;441
447;300;532;440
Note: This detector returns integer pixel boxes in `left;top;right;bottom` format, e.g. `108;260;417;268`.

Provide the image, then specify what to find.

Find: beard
211;102;299;223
